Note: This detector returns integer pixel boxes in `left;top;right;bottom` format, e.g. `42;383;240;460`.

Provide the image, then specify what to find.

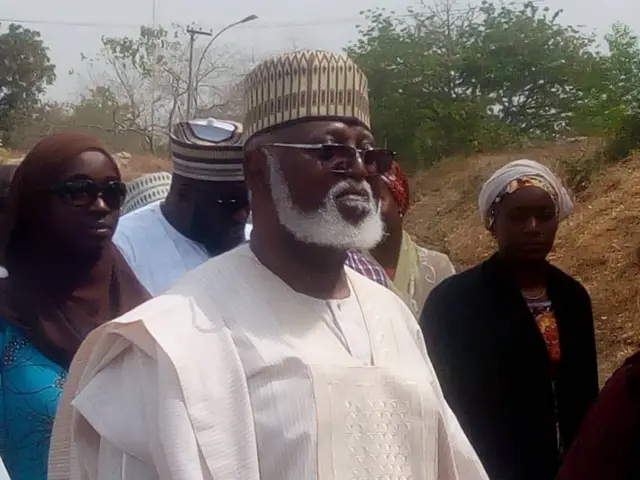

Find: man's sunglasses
265;143;395;175
51;179;127;210
212;196;250;215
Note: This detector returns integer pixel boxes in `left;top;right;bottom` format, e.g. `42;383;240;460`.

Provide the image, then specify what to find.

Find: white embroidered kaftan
48;245;488;480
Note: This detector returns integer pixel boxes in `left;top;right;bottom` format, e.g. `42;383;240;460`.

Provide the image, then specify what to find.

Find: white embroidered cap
122;172;172;215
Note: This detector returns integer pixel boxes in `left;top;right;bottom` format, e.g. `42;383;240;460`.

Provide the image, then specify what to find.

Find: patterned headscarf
382;161;410;217
478;159;573;229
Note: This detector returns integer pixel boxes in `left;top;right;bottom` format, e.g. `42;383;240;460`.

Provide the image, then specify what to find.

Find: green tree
347;2;489;168
462;2;595;135
574;23;640;135
0;23;56;145
348;1;596;166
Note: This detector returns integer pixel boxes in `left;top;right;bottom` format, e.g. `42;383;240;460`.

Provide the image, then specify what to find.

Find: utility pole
187;15;258;120
150;0;158;153
186;27;212;119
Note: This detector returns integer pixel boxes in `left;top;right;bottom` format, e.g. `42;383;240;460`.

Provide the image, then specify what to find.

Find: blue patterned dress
0;320;66;480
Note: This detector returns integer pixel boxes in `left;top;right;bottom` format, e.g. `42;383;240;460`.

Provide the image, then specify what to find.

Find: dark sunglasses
265;143;395;175
51;179;127;210
212;195;250;215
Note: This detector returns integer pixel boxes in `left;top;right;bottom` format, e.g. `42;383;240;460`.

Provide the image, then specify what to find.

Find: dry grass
117;154;172;182
405;139;640;380
0;148;173;179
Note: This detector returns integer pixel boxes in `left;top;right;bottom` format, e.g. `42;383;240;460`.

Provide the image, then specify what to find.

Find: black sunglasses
211;197;250;215
265;143;395;175
51;179;127;210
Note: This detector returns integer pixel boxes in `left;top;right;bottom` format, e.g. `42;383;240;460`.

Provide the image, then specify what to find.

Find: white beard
267;155;384;250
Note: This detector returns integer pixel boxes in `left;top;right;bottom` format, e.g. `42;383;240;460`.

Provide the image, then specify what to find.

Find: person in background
556;350;640;480
121;171;172;215
369;160;455;315
112;118;251;296
420;159;599;480
345;247;391;287
0;133;149;480
49;50;488;480
0;164;18;280
0;164;18;217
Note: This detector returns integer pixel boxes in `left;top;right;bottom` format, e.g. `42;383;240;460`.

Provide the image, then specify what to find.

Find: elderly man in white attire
48;50;489;480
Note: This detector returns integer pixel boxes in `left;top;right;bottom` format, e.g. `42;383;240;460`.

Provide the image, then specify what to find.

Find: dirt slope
405;139;640;380
118;154;172;181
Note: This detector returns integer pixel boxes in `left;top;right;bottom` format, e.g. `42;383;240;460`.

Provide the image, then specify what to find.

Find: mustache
329;180;374;199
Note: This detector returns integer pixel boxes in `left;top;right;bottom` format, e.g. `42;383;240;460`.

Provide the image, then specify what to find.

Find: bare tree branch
75;25;253;152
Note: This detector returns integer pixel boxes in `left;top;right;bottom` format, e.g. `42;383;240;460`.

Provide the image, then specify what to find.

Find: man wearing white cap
112;118;251;295
48;51;488;480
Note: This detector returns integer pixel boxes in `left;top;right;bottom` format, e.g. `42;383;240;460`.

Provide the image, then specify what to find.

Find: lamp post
186;27;212;120
187;14;258;119
150;0;158;153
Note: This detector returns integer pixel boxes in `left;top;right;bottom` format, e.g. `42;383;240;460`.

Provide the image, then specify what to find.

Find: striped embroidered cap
243;50;371;138
122;171;172;215
170;118;245;182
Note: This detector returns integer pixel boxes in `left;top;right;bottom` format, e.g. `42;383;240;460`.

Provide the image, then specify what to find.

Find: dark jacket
557;351;640;480
419;253;599;480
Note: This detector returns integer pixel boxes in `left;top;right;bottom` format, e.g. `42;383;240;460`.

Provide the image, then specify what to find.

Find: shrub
602;112;640;163
559;151;604;193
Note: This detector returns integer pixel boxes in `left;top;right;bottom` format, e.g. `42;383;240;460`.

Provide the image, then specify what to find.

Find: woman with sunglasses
368;161;456;316
0;133;149;480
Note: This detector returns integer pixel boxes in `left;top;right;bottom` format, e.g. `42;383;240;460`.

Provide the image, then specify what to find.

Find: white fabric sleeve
71;344;205;480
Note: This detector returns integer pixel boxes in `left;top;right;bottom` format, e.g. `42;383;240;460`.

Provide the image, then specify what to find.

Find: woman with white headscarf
419;159;598;480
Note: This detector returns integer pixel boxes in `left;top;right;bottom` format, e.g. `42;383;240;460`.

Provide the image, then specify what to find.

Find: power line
0;2;547;31
0;18;137;29
0;16;403;30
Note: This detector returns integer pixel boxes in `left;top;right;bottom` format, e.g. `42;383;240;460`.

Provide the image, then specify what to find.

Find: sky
1;0;639;101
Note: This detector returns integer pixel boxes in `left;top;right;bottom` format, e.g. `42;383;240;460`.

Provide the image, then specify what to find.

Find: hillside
0;148;172;182
118;155;172;182
405;139;640;380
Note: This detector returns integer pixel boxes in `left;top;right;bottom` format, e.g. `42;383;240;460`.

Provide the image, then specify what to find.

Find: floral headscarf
478;159;573;229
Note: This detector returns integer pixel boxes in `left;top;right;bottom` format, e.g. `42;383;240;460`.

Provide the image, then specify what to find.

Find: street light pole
190;14;258;118
150;0;158;153
196;15;258;77
186;27;212;120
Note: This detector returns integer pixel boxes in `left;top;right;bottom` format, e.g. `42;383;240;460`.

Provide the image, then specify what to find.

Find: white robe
48;245;488;480
113;202;210;296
